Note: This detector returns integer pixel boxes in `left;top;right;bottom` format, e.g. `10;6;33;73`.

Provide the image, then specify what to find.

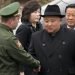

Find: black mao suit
29;27;75;75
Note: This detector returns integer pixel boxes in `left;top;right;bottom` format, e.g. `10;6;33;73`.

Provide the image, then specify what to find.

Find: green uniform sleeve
5;35;40;68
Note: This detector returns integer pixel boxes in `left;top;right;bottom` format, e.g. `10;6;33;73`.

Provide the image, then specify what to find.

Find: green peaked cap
0;2;20;16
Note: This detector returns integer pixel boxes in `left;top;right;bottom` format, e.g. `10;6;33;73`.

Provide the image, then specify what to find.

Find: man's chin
48;31;53;33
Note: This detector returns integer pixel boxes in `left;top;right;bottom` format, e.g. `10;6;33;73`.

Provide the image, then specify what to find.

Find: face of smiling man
43;16;61;33
66;8;75;28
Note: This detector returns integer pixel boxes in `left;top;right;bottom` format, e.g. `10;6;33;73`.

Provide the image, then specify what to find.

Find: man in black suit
65;4;75;30
29;5;75;75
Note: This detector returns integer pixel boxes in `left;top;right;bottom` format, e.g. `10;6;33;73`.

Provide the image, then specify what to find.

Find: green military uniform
0;2;40;75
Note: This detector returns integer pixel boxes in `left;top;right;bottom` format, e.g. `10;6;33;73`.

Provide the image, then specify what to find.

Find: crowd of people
0;0;75;75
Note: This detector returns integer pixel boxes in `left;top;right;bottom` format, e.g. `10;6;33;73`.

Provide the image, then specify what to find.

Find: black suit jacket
29;27;75;75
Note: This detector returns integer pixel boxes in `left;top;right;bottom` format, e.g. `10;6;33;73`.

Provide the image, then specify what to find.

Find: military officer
0;2;40;75
65;4;75;30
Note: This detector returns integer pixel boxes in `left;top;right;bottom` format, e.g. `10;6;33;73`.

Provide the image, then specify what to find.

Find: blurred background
0;0;54;8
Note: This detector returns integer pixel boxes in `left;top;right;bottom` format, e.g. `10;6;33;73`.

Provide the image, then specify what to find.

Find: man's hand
33;65;41;72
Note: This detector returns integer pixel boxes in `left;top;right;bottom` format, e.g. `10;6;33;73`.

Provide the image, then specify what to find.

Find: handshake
33;65;41;72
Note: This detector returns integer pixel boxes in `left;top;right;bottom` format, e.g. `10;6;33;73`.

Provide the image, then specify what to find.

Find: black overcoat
29;27;75;75
16;21;42;75
16;21;42;51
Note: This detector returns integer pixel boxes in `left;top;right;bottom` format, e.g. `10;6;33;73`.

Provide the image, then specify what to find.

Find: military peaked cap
0;2;20;16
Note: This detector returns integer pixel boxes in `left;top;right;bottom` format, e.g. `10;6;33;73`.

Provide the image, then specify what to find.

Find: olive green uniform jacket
0;23;40;75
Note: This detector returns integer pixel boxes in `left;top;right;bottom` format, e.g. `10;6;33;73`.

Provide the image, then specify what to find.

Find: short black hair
65;4;75;12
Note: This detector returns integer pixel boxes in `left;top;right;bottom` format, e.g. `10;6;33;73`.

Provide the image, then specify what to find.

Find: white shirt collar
67;25;75;30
